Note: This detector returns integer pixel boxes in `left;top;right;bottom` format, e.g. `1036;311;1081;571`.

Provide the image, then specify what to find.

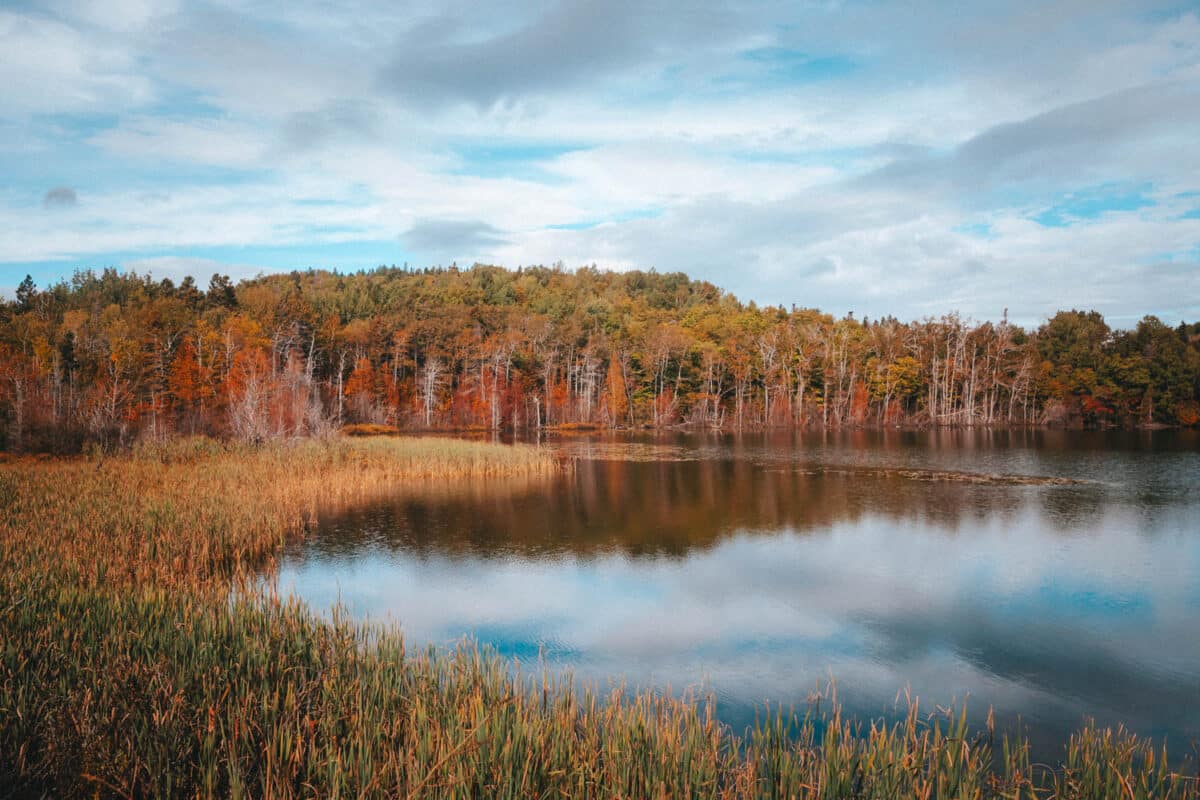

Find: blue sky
1;0;1199;325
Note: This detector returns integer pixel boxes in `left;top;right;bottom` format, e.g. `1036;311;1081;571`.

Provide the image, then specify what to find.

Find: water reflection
276;431;1200;757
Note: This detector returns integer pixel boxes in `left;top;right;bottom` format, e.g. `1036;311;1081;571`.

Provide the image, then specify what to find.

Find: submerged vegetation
3;266;1199;453
2;436;1197;798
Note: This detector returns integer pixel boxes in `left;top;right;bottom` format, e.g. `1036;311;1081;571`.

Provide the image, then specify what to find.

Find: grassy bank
0;436;560;592
1;438;1196;798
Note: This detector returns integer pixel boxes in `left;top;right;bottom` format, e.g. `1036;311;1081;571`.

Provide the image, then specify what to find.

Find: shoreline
2;437;1196;797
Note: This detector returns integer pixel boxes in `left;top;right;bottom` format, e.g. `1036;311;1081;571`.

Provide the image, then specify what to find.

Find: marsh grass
1;437;1196;798
0;436;560;593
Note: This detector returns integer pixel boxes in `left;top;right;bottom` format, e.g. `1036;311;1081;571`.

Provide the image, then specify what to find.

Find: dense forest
1;265;1198;451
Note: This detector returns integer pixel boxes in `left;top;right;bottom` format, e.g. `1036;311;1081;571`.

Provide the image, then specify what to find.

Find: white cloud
0;180;386;263
90;116;269;167
0;9;154;114
44;0;181;33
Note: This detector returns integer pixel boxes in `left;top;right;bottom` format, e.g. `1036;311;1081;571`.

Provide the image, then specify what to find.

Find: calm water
275;430;1200;755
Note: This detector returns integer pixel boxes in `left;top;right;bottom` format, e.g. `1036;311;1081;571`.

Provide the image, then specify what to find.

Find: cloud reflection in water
275;432;1200;754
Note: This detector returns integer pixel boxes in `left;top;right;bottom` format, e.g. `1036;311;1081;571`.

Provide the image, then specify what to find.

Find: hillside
2;265;1198;450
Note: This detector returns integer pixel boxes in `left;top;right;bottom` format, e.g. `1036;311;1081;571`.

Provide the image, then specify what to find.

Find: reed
0;436;560;593
1;438;1196;798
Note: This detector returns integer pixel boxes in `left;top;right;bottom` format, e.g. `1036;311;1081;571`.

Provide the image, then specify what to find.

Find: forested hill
2;265;1198;451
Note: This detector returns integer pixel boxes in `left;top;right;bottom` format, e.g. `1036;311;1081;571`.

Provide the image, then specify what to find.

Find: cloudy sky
2;0;1198;325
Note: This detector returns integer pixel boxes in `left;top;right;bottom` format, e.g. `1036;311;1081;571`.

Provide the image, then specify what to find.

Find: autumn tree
169;336;213;434
1;264;1197;450
344;356;381;423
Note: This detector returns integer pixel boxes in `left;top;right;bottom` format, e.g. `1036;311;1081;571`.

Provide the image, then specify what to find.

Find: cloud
491;170;1200;325
401;218;511;262
88;116;268;168
43;186;78;208
2;1;1199;323
43;0;180;34
280;101;382;152
377;0;753;109
130;5;373;118
865;80;1200;197
0;181;388;264
0;9;154;114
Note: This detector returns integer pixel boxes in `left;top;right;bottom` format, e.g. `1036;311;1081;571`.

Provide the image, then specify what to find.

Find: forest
1;264;1198;451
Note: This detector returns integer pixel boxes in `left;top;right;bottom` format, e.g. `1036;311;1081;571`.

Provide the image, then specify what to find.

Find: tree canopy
1;265;1197;450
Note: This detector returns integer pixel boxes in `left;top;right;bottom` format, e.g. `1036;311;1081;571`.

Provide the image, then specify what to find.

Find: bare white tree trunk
420;357;444;427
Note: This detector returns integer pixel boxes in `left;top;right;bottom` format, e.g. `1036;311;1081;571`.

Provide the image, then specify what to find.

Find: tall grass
1;437;1196;798
0;436;559;592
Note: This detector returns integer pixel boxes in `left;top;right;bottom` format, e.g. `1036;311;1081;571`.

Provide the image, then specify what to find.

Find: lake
274;429;1200;757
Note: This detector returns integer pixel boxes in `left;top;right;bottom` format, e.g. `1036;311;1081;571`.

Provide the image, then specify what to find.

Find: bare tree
419;357;444;427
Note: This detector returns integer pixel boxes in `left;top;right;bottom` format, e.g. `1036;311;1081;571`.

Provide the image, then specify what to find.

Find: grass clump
1;437;1197;798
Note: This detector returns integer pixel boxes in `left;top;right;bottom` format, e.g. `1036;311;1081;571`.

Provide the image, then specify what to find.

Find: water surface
275;430;1200;756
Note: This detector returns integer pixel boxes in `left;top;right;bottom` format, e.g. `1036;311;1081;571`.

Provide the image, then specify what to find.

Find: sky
1;0;1199;327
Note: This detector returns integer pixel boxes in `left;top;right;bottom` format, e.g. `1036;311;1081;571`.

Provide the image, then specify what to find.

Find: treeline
1;265;1198;450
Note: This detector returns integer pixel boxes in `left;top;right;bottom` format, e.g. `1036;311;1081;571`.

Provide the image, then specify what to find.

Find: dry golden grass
0;436;559;593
